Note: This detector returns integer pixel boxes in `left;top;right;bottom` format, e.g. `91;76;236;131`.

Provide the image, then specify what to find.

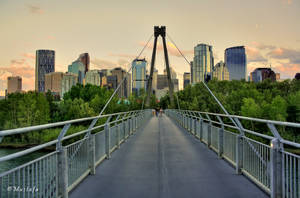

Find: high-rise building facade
35;50;55;92
111;67;131;98
152;69;158;91
45;72;64;96
68;60;85;84
191;44;214;84
251;68;276;83
213;61;230;81
157;75;168;90
132;59;147;95
61;73;78;97
183;72;191;88
7;76;22;94
225;46;247;80
164;67;177;79
85;70;101;86
77;53;90;74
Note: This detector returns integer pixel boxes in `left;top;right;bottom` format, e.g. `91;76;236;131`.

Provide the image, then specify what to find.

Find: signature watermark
7;186;38;192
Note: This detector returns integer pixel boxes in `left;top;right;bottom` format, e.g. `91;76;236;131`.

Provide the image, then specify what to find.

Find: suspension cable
166;33;243;132
99;34;153;116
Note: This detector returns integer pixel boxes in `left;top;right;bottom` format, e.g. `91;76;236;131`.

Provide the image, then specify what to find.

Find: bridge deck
70;115;268;198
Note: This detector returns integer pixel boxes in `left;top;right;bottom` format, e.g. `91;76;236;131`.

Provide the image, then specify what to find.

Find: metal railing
166;109;300;198
0;109;152;198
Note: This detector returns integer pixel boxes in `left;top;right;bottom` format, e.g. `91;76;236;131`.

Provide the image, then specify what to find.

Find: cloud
272;63;300;79
108;53;136;59
250;42;276;50
91;58;117;69
27;5;44;14
46;36;56;40
282;0;293;5
138;41;193;58
267;48;300;64
22;53;35;59
0;55;36;92
245;46;268;62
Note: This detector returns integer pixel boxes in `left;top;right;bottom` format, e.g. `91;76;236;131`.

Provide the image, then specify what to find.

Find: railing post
218;128;224;158
207;122;212;147
270;138;283;198
105;123;110;159
57;148;68;198
88;134;96;175
236;134;243;174
189;117;192;133
117;123;120;149
199;119;203;141
193;119;197;136
130;117;133;134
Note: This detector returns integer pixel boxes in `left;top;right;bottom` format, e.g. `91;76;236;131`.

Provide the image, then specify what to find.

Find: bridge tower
145;26;174;107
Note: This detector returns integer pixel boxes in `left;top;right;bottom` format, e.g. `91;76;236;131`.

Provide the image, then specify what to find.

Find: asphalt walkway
70;115;268;198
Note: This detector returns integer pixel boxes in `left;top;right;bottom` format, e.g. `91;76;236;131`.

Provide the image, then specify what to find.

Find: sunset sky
0;0;299;95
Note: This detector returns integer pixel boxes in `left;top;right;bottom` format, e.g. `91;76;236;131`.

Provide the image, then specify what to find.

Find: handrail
0;110;147;163
168;109;300;148
0;110;143;137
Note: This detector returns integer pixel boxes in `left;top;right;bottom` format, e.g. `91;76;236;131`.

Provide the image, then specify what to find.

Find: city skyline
0;0;300;95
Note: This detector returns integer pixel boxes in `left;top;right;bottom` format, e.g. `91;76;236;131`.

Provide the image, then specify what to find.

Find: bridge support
57;148;68;198
145;26;174;107
236;135;243;174
270;138;283;198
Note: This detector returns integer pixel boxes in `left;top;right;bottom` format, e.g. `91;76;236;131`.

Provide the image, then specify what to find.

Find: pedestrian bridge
0;109;299;198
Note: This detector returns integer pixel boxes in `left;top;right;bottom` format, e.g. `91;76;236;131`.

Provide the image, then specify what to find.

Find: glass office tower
35;50;55;92
191;44;214;84
132;58;147;95
225;46;247;80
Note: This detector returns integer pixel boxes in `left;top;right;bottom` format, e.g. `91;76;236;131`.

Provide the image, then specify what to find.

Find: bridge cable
166;34;267;165
69;34;154;159
98;34;153;116
166;33;243;133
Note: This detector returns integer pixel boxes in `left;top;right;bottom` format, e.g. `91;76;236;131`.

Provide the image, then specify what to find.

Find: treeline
0;84;151;145
160;79;300;143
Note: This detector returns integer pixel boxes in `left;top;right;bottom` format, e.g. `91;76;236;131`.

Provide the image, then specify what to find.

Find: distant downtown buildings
189;44;246;87
225;46;247;80
35;50;55;92
132;58;147;95
5;42;292;98
7;76;22;94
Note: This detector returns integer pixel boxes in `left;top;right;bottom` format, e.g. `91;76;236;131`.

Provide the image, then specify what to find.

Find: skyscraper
78;53;90;74
191;44;214;84
45;72;64;96
251;68;276;83
68;60;85;84
225;46;247;80
132;58;147;95
61;73;78;97
85;70;101;86
35;50;55;92
111;67;130;98
213;61;229;81
183;72;191;88
7;76;22;94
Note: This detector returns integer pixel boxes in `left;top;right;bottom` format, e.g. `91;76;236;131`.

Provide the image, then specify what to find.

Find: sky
0;0;299;95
